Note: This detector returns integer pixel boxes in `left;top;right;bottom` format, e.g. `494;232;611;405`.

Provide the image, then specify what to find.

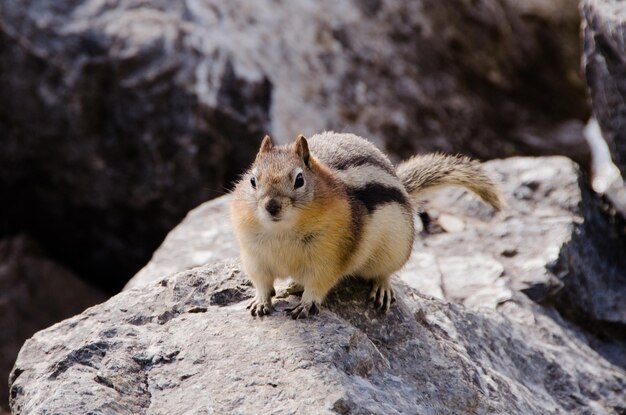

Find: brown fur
231;132;502;319
396;153;503;211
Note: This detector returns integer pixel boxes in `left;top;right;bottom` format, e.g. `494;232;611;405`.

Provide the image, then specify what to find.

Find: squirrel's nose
265;198;281;216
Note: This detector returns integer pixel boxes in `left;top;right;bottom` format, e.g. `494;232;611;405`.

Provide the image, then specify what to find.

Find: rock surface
420;160;626;338
1;0;589;290
0;235;105;413
582;0;626;178
11;156;626;413
10;260;626;414
128;156;626;364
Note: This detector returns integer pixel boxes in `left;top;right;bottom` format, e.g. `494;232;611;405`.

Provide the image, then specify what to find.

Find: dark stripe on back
327;153;395;176
342;194;365;267
347;183;409;214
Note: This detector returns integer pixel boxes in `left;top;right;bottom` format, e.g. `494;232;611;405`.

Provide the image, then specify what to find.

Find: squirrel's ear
258;135;273;154
294;134;310;166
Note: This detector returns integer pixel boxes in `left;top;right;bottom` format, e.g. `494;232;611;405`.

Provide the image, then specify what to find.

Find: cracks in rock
95;374;116;391
149;270;253;326
8;367;23;385
156;309;179;325
187;306;208;313
546;178;626;368
131;343;182;412
209;286;250;306
8;367;25;409
132;350;180;368
48;341;110;380
139;369;153;413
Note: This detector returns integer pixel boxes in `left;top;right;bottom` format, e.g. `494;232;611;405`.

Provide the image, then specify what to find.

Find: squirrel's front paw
247;297;273;317
288;300;320;320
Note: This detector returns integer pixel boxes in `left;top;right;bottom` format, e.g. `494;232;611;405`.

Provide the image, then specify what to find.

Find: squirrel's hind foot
287;300;320;320
369;281;395;313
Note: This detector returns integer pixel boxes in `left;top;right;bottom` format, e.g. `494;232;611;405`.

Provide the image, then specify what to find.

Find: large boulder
0;235;105;413
128;156;626;365
1;0;589;290
11;156;626;413
582;0;626;178
9;260;626;414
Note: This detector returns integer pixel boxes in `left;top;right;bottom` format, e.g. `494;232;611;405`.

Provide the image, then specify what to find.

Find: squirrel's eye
294;172;304;189
250;176;256;189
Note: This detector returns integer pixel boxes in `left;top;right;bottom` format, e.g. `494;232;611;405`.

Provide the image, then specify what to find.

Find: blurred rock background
1;0;625;413
0;0;590;293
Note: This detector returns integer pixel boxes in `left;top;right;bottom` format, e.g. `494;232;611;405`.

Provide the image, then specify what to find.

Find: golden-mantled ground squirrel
230;132;502;319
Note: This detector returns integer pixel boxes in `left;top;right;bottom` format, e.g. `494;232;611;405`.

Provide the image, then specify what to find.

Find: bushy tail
396;153;503;211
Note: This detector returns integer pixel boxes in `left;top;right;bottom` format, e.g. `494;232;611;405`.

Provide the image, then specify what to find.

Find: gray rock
10;260;626;414
552;180;626;328
418;158;626;364
126;156;626;364
0;235;105;413
414;156;583;306
1;0;589;289
582;0;626;178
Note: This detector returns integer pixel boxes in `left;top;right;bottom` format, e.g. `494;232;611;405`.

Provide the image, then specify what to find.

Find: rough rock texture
0;235;105;413
418;161;626;336
552;180;626;327
1;0;589;290
582;0;626;178
128;156;626;365
10;260;626;414
11;156;626;413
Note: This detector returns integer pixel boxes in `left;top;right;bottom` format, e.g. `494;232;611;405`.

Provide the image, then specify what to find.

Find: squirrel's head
240;134;316;229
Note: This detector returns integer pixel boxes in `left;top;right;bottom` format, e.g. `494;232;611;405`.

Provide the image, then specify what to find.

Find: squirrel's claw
247;298;273;317
369;281;395;313
288;300;320;319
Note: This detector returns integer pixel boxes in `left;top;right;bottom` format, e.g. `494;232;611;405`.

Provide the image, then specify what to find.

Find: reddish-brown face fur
230;138;356;284
231;140;349;237
233;148;311;231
